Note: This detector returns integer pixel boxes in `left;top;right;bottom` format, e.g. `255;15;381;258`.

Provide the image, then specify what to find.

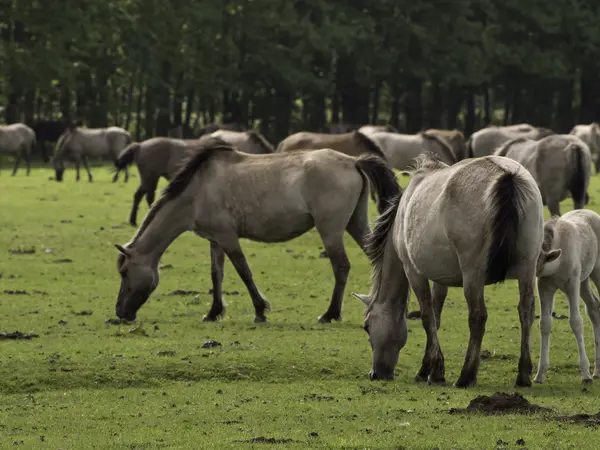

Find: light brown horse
210;129;275;154
113;137;400;324
0;123;36;176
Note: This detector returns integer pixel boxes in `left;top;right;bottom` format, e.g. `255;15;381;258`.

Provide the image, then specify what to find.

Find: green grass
1;166;600;449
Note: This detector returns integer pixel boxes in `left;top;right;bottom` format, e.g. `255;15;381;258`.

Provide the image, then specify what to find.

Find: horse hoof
254;315;268;323
202;315;219;322
582;378;593;386
593;373;600;379
514;377;532;388
428;375;447;386
454;378;476;389
534;377;545;384
414;374;428;383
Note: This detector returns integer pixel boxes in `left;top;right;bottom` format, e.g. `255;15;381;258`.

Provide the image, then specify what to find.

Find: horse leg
515;271;536;388
11;154;21;176
129;186;146;226
75;158;81;181
547;198;561;217
345;192;370;253
455;272;487;388
534;281;557;384
81;155;93;182
432;282;448;330
202;241;226;321
24;150;31;176
579;278;600;380
404;266;445;384
112;165;119;183
316;232;350;323
564;279;593;383
124;165;129;183
222;242;270;323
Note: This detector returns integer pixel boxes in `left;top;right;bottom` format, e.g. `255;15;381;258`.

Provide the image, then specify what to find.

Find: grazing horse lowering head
52;131;74;182
114;244;158;321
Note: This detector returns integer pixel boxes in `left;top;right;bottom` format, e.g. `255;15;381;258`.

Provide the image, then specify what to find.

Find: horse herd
2;119;600;389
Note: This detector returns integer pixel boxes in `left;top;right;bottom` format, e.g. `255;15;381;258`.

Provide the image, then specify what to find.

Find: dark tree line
1;0;600;145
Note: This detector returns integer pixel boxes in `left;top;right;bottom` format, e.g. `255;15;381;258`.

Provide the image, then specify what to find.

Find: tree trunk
404;76;423;133
184;88;195;137
427;81;443;129
124;76;135;132
555;78;574;133
464;87;476;137
371;79;383;124
446;84;462;130
482;85;491;126
155;61;172;136
579;66;598;123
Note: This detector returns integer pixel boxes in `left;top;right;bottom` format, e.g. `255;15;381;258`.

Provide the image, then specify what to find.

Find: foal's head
114;244;159;321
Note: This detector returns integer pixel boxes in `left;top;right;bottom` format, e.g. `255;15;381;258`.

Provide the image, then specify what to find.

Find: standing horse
31;119;71;162
359;130;458;170
197;122;246;137
466;124;555;158
570;123;600;174
115;137;201;226
113;137;399;324
52;125;132;182
277;130;387;160
353;153;544;387
0;123;36;176
210;129;275;154
494;135;591;216
535;210;600;385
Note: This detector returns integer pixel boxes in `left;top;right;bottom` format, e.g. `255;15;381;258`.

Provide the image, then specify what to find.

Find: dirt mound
556;412;600;427
449;392;551;415
0;331;39;340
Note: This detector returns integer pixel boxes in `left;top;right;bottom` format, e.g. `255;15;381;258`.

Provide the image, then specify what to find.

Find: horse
113;137;400;324
425;129;467;161
570;123;600;174
494;135;591;216
0;123;36;176
535;210;600;385
31;119;71;162
358;125;399;135
358;130;458;171
114;137;201;226
210;129;275;154
52;125;132;182
197;122;246;137
352;152;544;388
466;124;555;158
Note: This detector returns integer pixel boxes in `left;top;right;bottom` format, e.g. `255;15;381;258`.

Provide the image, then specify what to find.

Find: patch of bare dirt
449;392;551;415
53;258;73;263
9;247;36;255
167;290;201;296
201;340;222;349
0;331;39;340
236;437;296;444
4;290;29;295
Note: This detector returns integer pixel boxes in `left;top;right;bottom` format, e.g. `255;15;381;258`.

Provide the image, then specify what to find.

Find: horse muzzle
369;368;395;381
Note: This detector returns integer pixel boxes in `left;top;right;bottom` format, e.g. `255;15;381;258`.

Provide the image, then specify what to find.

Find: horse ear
114;244;132;258
351;292;371;306
545;249;561;264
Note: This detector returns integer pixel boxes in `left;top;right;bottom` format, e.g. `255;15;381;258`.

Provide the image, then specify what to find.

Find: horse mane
247;130;275;153
420;131;457;163
353;131;387;160
542;216;560;252
494;137;529;157
413;151;448;171
130;137;234;245
364;193;402;314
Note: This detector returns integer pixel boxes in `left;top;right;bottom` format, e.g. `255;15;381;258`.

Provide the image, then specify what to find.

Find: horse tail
355;154;401;214
486;170;526;284
115;143;141;170
567;143;588;207
353;131;388;161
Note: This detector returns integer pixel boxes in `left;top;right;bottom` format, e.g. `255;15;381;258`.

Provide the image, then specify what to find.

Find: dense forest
1;0;600;143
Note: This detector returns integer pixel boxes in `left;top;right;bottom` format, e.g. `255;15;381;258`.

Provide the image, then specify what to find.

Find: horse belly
240;210;314;243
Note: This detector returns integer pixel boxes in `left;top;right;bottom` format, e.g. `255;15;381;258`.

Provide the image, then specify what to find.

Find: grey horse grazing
210;129;275;154
115;137;200;226
113;137;400;324
570;123;600;173
535;210;600;384
467;124;555;158
360;130;458;171
0;123;36;176
52;125;132;182
494;135;591;216
353;153;544;388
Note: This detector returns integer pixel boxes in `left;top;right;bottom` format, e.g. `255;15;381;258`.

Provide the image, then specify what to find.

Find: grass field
1;165;600;449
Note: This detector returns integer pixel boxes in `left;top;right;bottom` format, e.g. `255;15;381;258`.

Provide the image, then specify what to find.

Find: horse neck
133;198;196;266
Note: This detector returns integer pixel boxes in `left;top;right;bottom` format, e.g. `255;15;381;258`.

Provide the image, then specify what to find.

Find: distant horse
31;119;72;162
0;123;36;176
535;210;600;385
210;129;275;154
277;130;387;160
52;125;132;182
197;122;246;137
570;123;600;173
494;135;591;216
357;125;398;135
466;124;555;158
360;130;458;170
425;129;467;161
353;153;543;387
113;137;399;324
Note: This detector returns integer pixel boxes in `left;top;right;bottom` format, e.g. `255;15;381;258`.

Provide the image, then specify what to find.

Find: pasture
1;166;599;449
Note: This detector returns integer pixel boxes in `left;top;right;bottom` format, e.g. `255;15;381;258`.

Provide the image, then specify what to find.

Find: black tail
465;136;474;158
486;171;523;284
355;154;401;214
568;143;587;207
115;143;141;170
